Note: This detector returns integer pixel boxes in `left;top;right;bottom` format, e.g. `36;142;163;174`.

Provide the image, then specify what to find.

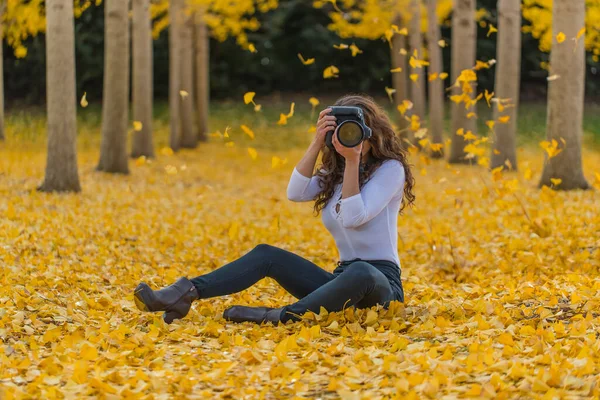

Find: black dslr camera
325;106;372;150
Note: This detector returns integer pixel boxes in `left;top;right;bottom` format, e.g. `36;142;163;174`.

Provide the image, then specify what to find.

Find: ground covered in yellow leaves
1;133;600;399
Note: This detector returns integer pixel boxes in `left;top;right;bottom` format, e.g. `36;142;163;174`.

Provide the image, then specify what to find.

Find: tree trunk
409;0;426;135
131;0;154;158
426;0;444;158
491;0;521;170
169;0;183;151
194;10;209;142
448;0;477;164
97;0;130;174
179;15;197;148
539;0;589;190
39;0;81;192
0;18;4;141
391;14;409;137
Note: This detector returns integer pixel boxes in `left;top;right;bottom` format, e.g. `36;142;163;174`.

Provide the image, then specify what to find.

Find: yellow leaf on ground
241;125;255;140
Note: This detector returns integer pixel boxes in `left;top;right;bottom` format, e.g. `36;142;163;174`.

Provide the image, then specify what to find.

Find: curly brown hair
313;94;416;216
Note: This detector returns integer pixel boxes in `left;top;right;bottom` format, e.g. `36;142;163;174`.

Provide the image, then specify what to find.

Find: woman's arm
339;160;405;229
287;109;336;202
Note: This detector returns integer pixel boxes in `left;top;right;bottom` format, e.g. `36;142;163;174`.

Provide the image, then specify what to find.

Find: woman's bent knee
344;262;379;283
253;243;276;255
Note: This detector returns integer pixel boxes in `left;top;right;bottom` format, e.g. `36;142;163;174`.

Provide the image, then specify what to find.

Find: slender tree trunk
0;18;4;141
169;0;183;151
97;0;130;173
131;0;154;158
426;0;444;158
179;15;197;148
491;0;521;170
409;0;426;134
539;0;589;190
391;13;409;137
448;0;477;164
39;0;80;192
194;10;209;142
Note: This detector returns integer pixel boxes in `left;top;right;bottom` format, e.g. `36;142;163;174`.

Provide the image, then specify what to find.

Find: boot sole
134;284;151;312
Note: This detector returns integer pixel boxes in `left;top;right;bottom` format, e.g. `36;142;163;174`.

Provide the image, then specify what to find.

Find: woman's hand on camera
333;130;362;164
313;108;336;149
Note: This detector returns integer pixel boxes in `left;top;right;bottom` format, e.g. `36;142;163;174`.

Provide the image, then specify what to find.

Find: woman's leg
191;244;336;300
279;261;395;323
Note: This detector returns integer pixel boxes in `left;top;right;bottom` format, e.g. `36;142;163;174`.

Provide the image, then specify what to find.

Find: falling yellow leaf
349;43;363;57
247;147;258;160
323;65;340;79
248;43;257;53
550;178;562;187
80;92;88;108
498;115;511;124
271;156;288;169
485;90;494;107
409;115;421;131
278;102;295;124
466;112;477;119
240;125;255;140
399;48;408;56
410;74;419;82
254;104;262;112
547;74;560;81
397;100;413;116
333;43;349;50
390;67;403;73
540;139;563;158
297;53;315;65
556;32;566;43
286;102;295;118
428;72;438;81
133;121;143;132
487;24;498;37
179;90;188;98
438;39;446;47
309;97;320;108
385;87;396;103
243;92;256;105
414;128;428;140
439;72;449;80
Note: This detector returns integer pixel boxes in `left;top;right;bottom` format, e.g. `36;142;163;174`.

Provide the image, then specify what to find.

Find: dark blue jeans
190;244;404;323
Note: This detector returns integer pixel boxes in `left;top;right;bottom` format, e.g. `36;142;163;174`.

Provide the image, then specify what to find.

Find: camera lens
337;121;363;147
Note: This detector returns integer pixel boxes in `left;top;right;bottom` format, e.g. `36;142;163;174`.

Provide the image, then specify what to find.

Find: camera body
325;106;372;150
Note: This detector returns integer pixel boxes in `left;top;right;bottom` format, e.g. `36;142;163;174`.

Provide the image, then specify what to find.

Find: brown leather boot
223;305;283;325
134;277;199;324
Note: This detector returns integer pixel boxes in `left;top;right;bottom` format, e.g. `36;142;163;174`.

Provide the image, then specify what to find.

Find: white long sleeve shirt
286;159;405;267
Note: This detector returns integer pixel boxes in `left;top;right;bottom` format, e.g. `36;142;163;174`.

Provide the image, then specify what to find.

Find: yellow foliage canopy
522;0;600;60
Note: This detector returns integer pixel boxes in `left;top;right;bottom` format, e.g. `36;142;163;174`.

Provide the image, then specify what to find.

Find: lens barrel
337;121;364;147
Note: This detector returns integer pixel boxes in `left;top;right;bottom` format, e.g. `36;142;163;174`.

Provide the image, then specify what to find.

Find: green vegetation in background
4;100;599;151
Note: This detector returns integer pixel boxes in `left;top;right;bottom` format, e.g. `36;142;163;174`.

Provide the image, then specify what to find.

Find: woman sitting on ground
133;94;416;325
